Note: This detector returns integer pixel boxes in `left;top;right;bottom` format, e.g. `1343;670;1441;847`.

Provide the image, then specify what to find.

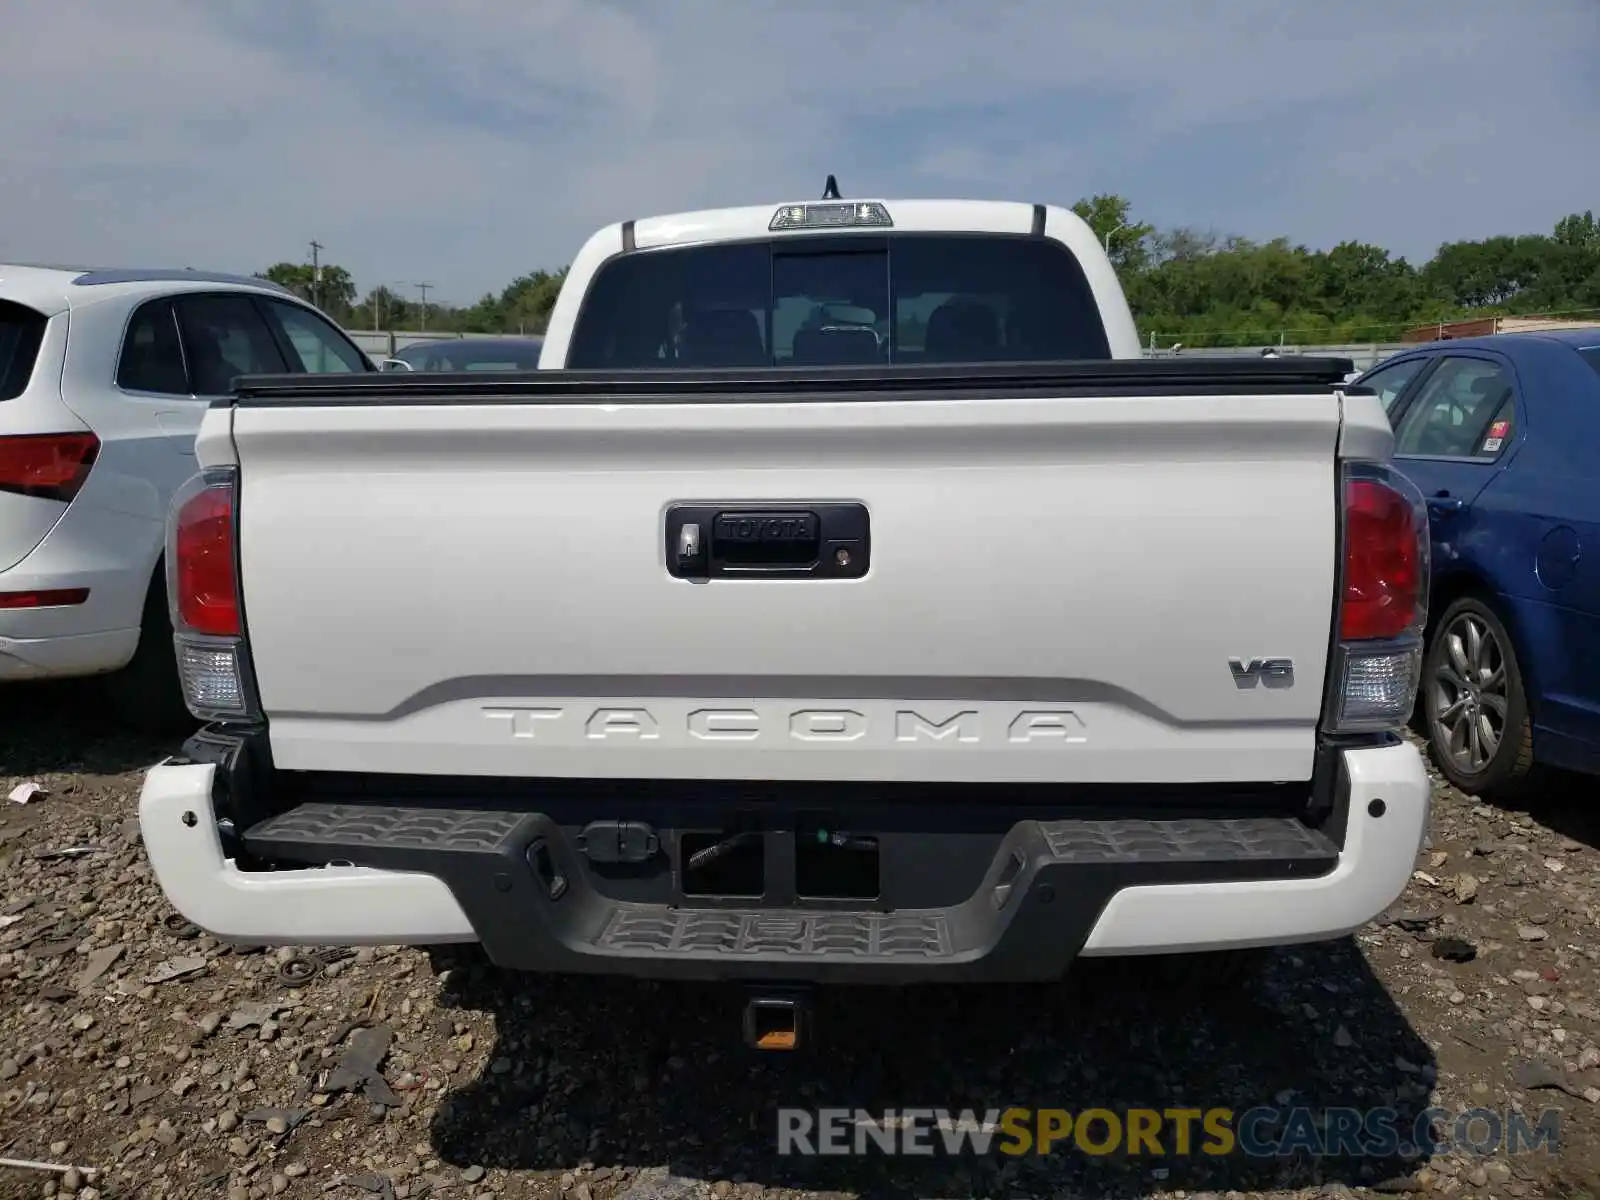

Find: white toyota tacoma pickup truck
139;188;1430;1047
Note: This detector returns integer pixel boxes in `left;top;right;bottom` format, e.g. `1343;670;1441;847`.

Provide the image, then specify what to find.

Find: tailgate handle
713;511;820;567
665;503;870;580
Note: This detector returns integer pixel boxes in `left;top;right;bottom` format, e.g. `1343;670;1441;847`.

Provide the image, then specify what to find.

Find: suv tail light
167;469;260;722
0;432;100;501
1324;461;1429;733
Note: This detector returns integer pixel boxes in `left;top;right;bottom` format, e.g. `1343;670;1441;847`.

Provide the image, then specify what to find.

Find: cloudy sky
2;0;1596;305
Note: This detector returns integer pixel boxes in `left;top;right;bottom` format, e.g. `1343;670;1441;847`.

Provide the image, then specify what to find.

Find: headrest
791;324;880;364
679;308;765;365
924;299;1000;359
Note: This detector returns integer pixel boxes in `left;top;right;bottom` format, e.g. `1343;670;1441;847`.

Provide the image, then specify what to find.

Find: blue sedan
1354;330;1600;798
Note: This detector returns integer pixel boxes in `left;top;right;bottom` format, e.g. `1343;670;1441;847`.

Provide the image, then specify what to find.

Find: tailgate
222;368;1342;784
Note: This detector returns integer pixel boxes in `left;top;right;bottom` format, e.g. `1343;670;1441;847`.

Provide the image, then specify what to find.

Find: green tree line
259;200;1600;348
255;264;568;339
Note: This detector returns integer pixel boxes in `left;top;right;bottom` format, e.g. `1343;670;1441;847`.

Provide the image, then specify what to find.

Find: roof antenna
821;175;841;200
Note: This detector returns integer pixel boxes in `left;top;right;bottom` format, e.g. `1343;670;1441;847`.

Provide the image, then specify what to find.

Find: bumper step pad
1039;816;1335;864
246;804;525;855
598;908;953;959
242;802;1336;982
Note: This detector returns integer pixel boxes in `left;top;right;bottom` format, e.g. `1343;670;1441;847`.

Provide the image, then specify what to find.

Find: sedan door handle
1427;496;1464;514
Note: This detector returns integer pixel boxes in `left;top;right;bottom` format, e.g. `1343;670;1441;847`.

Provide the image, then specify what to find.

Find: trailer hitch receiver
743;989;812;1052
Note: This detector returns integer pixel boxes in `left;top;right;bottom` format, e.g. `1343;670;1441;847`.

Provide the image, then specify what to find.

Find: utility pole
308;240;325;308
414;282;433;331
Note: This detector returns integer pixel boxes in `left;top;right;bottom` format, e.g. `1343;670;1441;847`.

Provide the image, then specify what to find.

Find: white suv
0;264;371;726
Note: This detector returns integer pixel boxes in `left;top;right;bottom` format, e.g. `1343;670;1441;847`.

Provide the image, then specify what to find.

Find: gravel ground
2;681;1599;1200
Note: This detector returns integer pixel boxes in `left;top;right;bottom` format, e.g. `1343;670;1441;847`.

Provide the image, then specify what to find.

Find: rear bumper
0;627;140;680
138;741;1429;980
0;498;159;680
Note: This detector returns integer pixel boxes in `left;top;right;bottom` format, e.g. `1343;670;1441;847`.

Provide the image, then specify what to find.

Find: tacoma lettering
895;710;979;743
687;709;760;740
789;709;866;741
482;707;562;738
585;708;660;740
484;705;1084;745
1007;711;1088;743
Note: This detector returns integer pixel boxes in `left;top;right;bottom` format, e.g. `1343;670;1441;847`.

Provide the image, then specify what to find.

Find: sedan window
117;300;189;395
174;294;289;395
261;300;369;373
1394;358;1514;459
1357;357;1428;414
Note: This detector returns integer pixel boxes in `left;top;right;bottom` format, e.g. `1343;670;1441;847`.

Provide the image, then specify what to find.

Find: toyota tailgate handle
713;511;821;568
666;503;870;580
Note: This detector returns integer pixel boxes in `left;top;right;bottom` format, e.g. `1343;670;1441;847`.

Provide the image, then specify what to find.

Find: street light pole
309;240;324;308
1103;222;1128;257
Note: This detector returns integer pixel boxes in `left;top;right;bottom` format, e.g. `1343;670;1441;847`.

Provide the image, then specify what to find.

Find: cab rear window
566;234;1111;369
0;300;48;400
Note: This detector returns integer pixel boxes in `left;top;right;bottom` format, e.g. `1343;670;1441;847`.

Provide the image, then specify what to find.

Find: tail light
0;432;99;501
167;468;260;722
1324;461;1429;733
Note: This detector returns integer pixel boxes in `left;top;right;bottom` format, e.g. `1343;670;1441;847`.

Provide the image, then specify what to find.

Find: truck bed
213;358;1361;786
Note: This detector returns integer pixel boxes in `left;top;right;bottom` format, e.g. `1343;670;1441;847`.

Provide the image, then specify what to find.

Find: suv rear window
0;300;48;401
566;234;1111;369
